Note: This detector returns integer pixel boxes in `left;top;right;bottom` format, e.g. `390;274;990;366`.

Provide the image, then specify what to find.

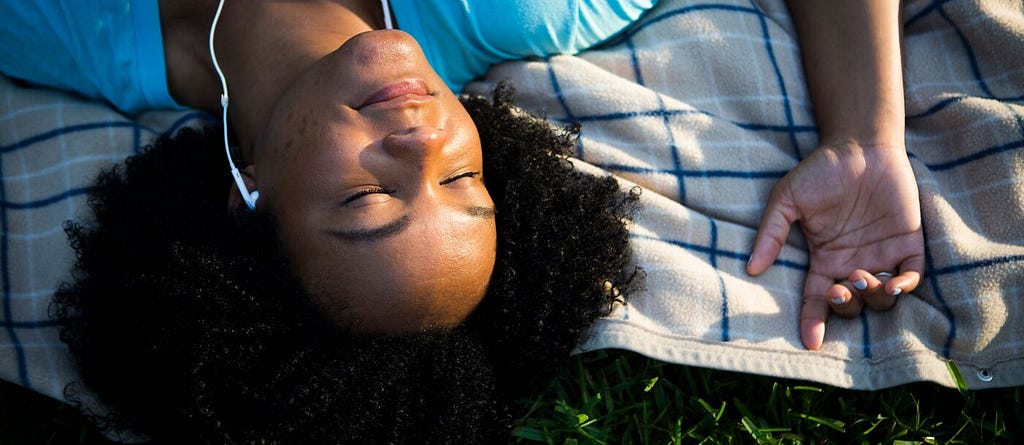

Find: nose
382;125;447;163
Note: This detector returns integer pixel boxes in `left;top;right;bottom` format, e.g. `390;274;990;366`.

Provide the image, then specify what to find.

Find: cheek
255;110;373;204
290;241;401;328
441;220;498;315
461;222;498;283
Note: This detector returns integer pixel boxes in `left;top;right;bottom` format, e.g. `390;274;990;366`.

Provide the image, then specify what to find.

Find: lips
358;78;430;109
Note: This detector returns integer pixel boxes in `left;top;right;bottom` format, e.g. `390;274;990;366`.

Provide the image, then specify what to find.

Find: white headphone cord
380;0;393;29
210;0;259;209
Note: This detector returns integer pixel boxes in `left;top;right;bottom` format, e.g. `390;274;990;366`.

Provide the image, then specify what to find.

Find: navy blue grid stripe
0;142;29;387
543;56;582;158
1;110;214;155
631;233;808;272
910;138;1024;171
904;0;957;28
0;320;59;329
167;111;216;135
709;219;730;341
935;2;998;99
621;3;761;41
1;121;153;154
590;162;789;179
860;312;872;359
929;254;1024;276
656;90;687;203
750;0;803;160
924;237;957;359
908;94;1024;121
1;186;91;210
544;56;576;122
554;107;818;134
626;38;644;85
132;123;142;155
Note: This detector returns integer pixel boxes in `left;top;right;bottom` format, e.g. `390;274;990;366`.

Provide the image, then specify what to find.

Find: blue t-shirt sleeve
0;0;183;115
391;0;656;92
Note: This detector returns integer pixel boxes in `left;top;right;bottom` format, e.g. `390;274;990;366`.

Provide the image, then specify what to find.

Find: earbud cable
380;0;393;29
210;0;258;209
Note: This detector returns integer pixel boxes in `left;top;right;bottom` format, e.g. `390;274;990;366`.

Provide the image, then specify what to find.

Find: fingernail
853;279;868;290
832;297;846;305
892;287;903;297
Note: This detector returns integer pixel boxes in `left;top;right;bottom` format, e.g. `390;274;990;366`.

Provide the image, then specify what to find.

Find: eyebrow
329;215;412;242
464;205;498;218
328;206;496;242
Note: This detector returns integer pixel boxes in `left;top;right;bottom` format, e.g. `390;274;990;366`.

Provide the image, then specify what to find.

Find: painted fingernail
853;279;868;290
832;297;846;305
892;287;903;297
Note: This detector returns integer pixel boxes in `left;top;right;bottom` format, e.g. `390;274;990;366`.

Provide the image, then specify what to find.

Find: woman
6;1;645;441
1;0;923;441
0;0;923;344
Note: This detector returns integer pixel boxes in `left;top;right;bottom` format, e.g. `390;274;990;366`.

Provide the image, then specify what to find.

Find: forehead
305;207;498;333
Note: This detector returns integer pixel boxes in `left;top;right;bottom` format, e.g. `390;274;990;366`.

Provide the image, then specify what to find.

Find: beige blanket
2;0;1022;409
468;0;1024;390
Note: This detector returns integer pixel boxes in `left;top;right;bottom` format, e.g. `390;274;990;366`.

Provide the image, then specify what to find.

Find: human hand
746;140;925;350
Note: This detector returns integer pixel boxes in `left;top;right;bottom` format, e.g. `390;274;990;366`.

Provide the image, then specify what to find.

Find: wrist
818;121;905;154
816;137;910;171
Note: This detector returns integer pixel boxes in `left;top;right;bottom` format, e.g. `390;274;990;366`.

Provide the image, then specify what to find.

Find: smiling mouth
357;78;431;109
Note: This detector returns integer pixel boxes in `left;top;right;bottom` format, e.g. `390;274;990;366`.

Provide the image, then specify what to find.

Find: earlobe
227;165;259;211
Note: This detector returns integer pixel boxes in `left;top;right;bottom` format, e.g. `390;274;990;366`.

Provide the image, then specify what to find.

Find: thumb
748;184;797;276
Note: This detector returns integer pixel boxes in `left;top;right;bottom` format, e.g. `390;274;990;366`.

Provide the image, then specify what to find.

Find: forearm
786;0;905;147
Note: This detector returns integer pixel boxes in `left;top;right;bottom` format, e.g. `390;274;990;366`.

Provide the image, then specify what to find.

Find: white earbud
230;164;260;209
211;0;259;210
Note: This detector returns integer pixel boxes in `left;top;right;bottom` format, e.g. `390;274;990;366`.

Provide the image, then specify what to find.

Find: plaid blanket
2;0;1022;413
466;0;1024;390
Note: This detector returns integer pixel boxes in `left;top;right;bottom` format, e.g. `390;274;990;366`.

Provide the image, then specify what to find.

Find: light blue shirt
0;1;655;114
391;0;657;92
0;1;181;115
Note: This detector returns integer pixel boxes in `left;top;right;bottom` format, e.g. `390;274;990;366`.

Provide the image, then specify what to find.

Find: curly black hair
52;86;640;444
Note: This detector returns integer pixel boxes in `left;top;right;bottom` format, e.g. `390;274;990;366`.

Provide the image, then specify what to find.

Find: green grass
3;350;1021;444
511;350;1022;444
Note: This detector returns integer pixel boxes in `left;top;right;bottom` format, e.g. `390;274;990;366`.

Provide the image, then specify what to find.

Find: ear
227;165;258;211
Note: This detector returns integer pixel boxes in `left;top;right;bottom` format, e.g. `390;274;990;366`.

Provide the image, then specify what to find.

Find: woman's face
250;30;497;334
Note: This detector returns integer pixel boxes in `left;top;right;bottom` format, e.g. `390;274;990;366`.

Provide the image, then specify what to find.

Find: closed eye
343;186;393;205
440;171;480;186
